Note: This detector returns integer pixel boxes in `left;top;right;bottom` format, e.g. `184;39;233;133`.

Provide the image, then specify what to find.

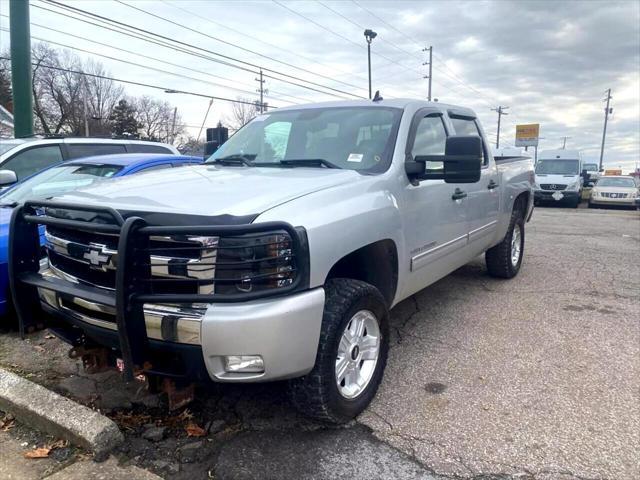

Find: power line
39;0;365;100
1;15;312;104
273;0;424;77
0;56;277;108
115;0;367;94
159;0;372;87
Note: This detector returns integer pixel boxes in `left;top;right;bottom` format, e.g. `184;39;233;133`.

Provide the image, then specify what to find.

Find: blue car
0;153;202;317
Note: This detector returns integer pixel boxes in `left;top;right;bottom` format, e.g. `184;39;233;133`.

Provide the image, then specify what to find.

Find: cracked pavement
0;207;638;479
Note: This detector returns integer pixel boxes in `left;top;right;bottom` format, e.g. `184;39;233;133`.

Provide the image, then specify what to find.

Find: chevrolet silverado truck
9;99;534;423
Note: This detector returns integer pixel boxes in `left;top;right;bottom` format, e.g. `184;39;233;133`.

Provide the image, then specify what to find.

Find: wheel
288;278;389;424
485;210;525;279
572;197;580;208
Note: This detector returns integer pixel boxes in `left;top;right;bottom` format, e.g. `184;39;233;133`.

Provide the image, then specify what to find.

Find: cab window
1;145;64;180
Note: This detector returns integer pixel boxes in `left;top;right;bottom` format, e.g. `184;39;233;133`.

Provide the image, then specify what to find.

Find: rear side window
449;116;487;165
1;145;64;180
67;143;126;159
127;143;174;154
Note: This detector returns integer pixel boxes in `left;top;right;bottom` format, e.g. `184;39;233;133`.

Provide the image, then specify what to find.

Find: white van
534;150;583;207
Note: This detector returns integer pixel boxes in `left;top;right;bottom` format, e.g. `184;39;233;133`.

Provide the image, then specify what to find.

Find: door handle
451;188;467;200
488;180;499;189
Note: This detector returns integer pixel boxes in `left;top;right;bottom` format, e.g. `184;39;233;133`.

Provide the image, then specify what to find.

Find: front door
401;109;470;298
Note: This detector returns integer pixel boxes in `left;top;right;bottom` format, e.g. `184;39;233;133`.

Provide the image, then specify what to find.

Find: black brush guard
9;200;309;382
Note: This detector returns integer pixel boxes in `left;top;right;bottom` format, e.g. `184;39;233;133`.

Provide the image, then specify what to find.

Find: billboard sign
515;124;540;147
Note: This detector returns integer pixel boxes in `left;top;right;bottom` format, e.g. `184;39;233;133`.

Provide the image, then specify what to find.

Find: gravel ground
0;207;638;479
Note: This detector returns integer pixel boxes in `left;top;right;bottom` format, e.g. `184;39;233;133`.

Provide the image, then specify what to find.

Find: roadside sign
604;169;622;176
515;124;540;147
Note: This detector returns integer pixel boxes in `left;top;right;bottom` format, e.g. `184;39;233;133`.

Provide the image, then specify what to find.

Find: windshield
0;164;123;205
583;163;598;171
596;177;636;188
207;107;403;172
535;159;580;175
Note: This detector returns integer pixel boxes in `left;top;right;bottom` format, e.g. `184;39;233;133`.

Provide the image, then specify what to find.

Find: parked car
0;137;180;189
588;175;639;209
0;153;202;320
9;99;534;422
534;150;584;207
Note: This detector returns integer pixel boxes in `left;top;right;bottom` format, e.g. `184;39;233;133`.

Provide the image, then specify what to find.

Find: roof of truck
275;98;476;117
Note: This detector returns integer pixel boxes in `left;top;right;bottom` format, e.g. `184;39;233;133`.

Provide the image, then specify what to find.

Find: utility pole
560;136;571;149
255;69;265;114
82;78;90;137
422;46;433;101
197;98;213;141
598;89;612;172
170;106;177;144
491;106;509;149
9;0;34;137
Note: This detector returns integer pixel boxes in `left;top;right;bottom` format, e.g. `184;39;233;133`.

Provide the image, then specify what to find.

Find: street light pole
364;29;377;100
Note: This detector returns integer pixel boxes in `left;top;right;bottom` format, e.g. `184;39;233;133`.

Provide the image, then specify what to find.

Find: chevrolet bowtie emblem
83;245;111;270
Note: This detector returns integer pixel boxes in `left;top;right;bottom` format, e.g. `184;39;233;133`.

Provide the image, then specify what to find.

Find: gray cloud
1;0;638;170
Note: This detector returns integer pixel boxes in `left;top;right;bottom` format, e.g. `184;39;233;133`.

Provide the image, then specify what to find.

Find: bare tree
135;96;184;143
224;97;259;131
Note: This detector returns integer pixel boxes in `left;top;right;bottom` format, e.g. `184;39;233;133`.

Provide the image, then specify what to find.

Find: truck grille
45;226;217;294
540;184;567;190
600;192;628;198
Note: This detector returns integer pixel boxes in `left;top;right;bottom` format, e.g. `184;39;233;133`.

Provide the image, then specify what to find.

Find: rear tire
486;210;525;279
288;278;389;424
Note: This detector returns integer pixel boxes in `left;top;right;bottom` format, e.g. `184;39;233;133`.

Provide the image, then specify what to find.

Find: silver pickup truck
9;99;534;423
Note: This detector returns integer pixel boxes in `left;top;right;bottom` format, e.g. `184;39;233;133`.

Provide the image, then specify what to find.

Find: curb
0;368;123;457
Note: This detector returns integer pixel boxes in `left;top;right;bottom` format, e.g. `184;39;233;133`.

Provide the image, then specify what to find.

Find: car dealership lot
1;207;638;480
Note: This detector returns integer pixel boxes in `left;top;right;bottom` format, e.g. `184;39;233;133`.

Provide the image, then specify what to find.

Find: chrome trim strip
410;233;467;272
468;220;498;242
38;287;204;345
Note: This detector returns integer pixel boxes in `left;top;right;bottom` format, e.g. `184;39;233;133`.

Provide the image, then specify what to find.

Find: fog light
224;355;264;373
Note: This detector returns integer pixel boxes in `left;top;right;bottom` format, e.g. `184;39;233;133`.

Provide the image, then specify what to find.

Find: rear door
402;108;470;296
449;113;500;254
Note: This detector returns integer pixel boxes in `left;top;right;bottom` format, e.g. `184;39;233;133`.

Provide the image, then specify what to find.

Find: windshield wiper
0;201;18;208
212;154;255;166
279;158;341;169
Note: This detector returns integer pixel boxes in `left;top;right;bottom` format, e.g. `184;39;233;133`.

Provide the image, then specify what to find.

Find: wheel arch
324;239;398;307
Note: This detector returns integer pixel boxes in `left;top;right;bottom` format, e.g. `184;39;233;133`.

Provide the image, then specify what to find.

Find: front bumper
37;280;325;382
589;196;637;207
534;190;580;202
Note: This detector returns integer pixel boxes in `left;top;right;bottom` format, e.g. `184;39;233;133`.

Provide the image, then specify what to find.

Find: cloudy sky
1;0;639;171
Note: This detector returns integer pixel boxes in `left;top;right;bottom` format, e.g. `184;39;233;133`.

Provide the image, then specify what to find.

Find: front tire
486;210;525;279
288;279;389;424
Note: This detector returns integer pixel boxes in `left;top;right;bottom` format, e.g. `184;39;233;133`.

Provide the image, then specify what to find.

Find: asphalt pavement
0;206;638;480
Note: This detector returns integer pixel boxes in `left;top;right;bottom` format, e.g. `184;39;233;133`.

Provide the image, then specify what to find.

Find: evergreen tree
110;99;140;137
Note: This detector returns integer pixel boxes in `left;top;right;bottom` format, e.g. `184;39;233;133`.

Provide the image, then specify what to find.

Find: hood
593;186;637;193
50;164;361;217
535;173;579;185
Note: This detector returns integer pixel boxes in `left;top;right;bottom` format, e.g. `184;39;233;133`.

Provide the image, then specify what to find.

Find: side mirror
0;170;18;186
406;136;483;184
204;140;220;158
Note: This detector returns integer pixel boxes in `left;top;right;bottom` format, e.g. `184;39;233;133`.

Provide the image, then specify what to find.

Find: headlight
565;181;580;191
214;230;298;295
631;191;638;198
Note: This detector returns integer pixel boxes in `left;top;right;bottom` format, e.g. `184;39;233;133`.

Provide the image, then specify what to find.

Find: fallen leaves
0;414;15;432
24;448;51;459
185;422;206;437
23;440;69;459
